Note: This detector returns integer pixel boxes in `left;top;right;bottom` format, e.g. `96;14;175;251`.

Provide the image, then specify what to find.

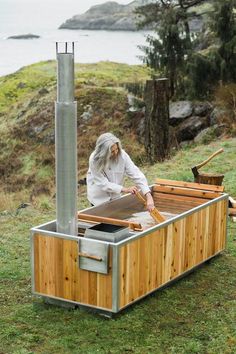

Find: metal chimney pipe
55;42;77;235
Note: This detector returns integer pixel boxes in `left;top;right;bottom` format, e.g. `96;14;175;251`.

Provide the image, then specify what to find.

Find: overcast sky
0;0;134;31
1;0;133;15
34;0;132;13
72;0;132;13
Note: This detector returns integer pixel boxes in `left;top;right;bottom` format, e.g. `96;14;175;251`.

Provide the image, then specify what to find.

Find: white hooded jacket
87;149;150;205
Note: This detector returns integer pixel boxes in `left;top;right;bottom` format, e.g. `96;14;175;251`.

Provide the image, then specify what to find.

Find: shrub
214;83;236;122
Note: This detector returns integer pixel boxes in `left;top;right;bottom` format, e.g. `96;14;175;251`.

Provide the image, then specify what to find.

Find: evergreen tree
187;52;221;98
188;0;236;97
136;0;205;97
211;0;236;82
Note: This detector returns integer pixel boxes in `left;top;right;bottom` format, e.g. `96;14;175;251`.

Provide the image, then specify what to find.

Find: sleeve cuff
142;187;151;195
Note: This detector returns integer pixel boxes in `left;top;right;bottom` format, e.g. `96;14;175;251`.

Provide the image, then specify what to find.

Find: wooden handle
195;148;224;170
78;252;103;262
136;191;146;204
135;192;166;223
150;208;166;223
78;213;143;231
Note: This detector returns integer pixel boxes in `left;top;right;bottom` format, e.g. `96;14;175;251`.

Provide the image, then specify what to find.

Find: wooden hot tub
31;179;228;314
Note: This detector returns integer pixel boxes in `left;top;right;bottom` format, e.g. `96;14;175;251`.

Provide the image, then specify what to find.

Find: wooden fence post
144;78;170;163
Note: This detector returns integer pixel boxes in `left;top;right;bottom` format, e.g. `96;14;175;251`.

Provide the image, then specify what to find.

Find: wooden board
153;185;221;199
78;213;143;231
155;178;225;192
119;199;227;309
33;234;113;310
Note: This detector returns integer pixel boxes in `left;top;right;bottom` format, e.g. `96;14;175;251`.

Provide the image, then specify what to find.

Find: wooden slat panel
207;203;216;258
154;192;207;204
153;194;202;214
196;209;204;264
215;202;222;255
158;229;166;286
215;200;227;252
191;213;198;267
130;240;140;302
138;237;147;297
221;201;228;250
63;239;73;300
88;271;97;306
34;235;40;292
171;220;182;279
153;185;220;199
48;236;56;295
150;229;159;289
183;214;192;270
39;236;49;294
155;178;224;192
119;199;227;309
97;249;113;308
164;224;173;282
119;244;127;308
34;235;112;310
179;219;186;274
54;238;64;297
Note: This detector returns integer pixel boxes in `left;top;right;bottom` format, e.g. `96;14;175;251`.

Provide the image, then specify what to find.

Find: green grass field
1;138;236;354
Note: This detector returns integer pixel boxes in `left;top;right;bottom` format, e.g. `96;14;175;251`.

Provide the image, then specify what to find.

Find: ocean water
0;0;150;77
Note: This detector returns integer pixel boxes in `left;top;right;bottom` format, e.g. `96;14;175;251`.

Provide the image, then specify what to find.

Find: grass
1;138;236;354
0;61;149;114
0;61;56;113
75;61;150;87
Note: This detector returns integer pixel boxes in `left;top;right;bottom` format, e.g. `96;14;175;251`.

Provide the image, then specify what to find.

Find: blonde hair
93;132;122;171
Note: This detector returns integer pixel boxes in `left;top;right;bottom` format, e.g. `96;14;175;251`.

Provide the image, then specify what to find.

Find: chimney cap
56;41;75;55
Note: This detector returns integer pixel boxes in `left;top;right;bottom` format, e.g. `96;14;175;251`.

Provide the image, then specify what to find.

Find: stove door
78;238;110;274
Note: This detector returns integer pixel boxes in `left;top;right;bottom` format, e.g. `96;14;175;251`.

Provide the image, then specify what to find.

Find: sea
0;0;151;77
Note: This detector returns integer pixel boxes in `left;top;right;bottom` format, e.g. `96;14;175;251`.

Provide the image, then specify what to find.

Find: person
86;132;155;211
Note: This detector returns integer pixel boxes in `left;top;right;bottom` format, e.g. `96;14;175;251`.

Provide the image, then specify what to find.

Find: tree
144;78;170;163
136;0;205;97
188;0;236;97
210;0;236;82
187;52;221;98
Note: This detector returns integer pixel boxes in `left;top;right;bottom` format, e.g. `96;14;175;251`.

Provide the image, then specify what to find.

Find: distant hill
59;0;153;31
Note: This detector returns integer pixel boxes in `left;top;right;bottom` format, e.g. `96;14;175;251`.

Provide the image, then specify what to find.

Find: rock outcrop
127;96;225;146
8;34;40;40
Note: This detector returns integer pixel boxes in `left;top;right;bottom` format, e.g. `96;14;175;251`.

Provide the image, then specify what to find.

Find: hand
146;193;155;212
122;186;138;194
